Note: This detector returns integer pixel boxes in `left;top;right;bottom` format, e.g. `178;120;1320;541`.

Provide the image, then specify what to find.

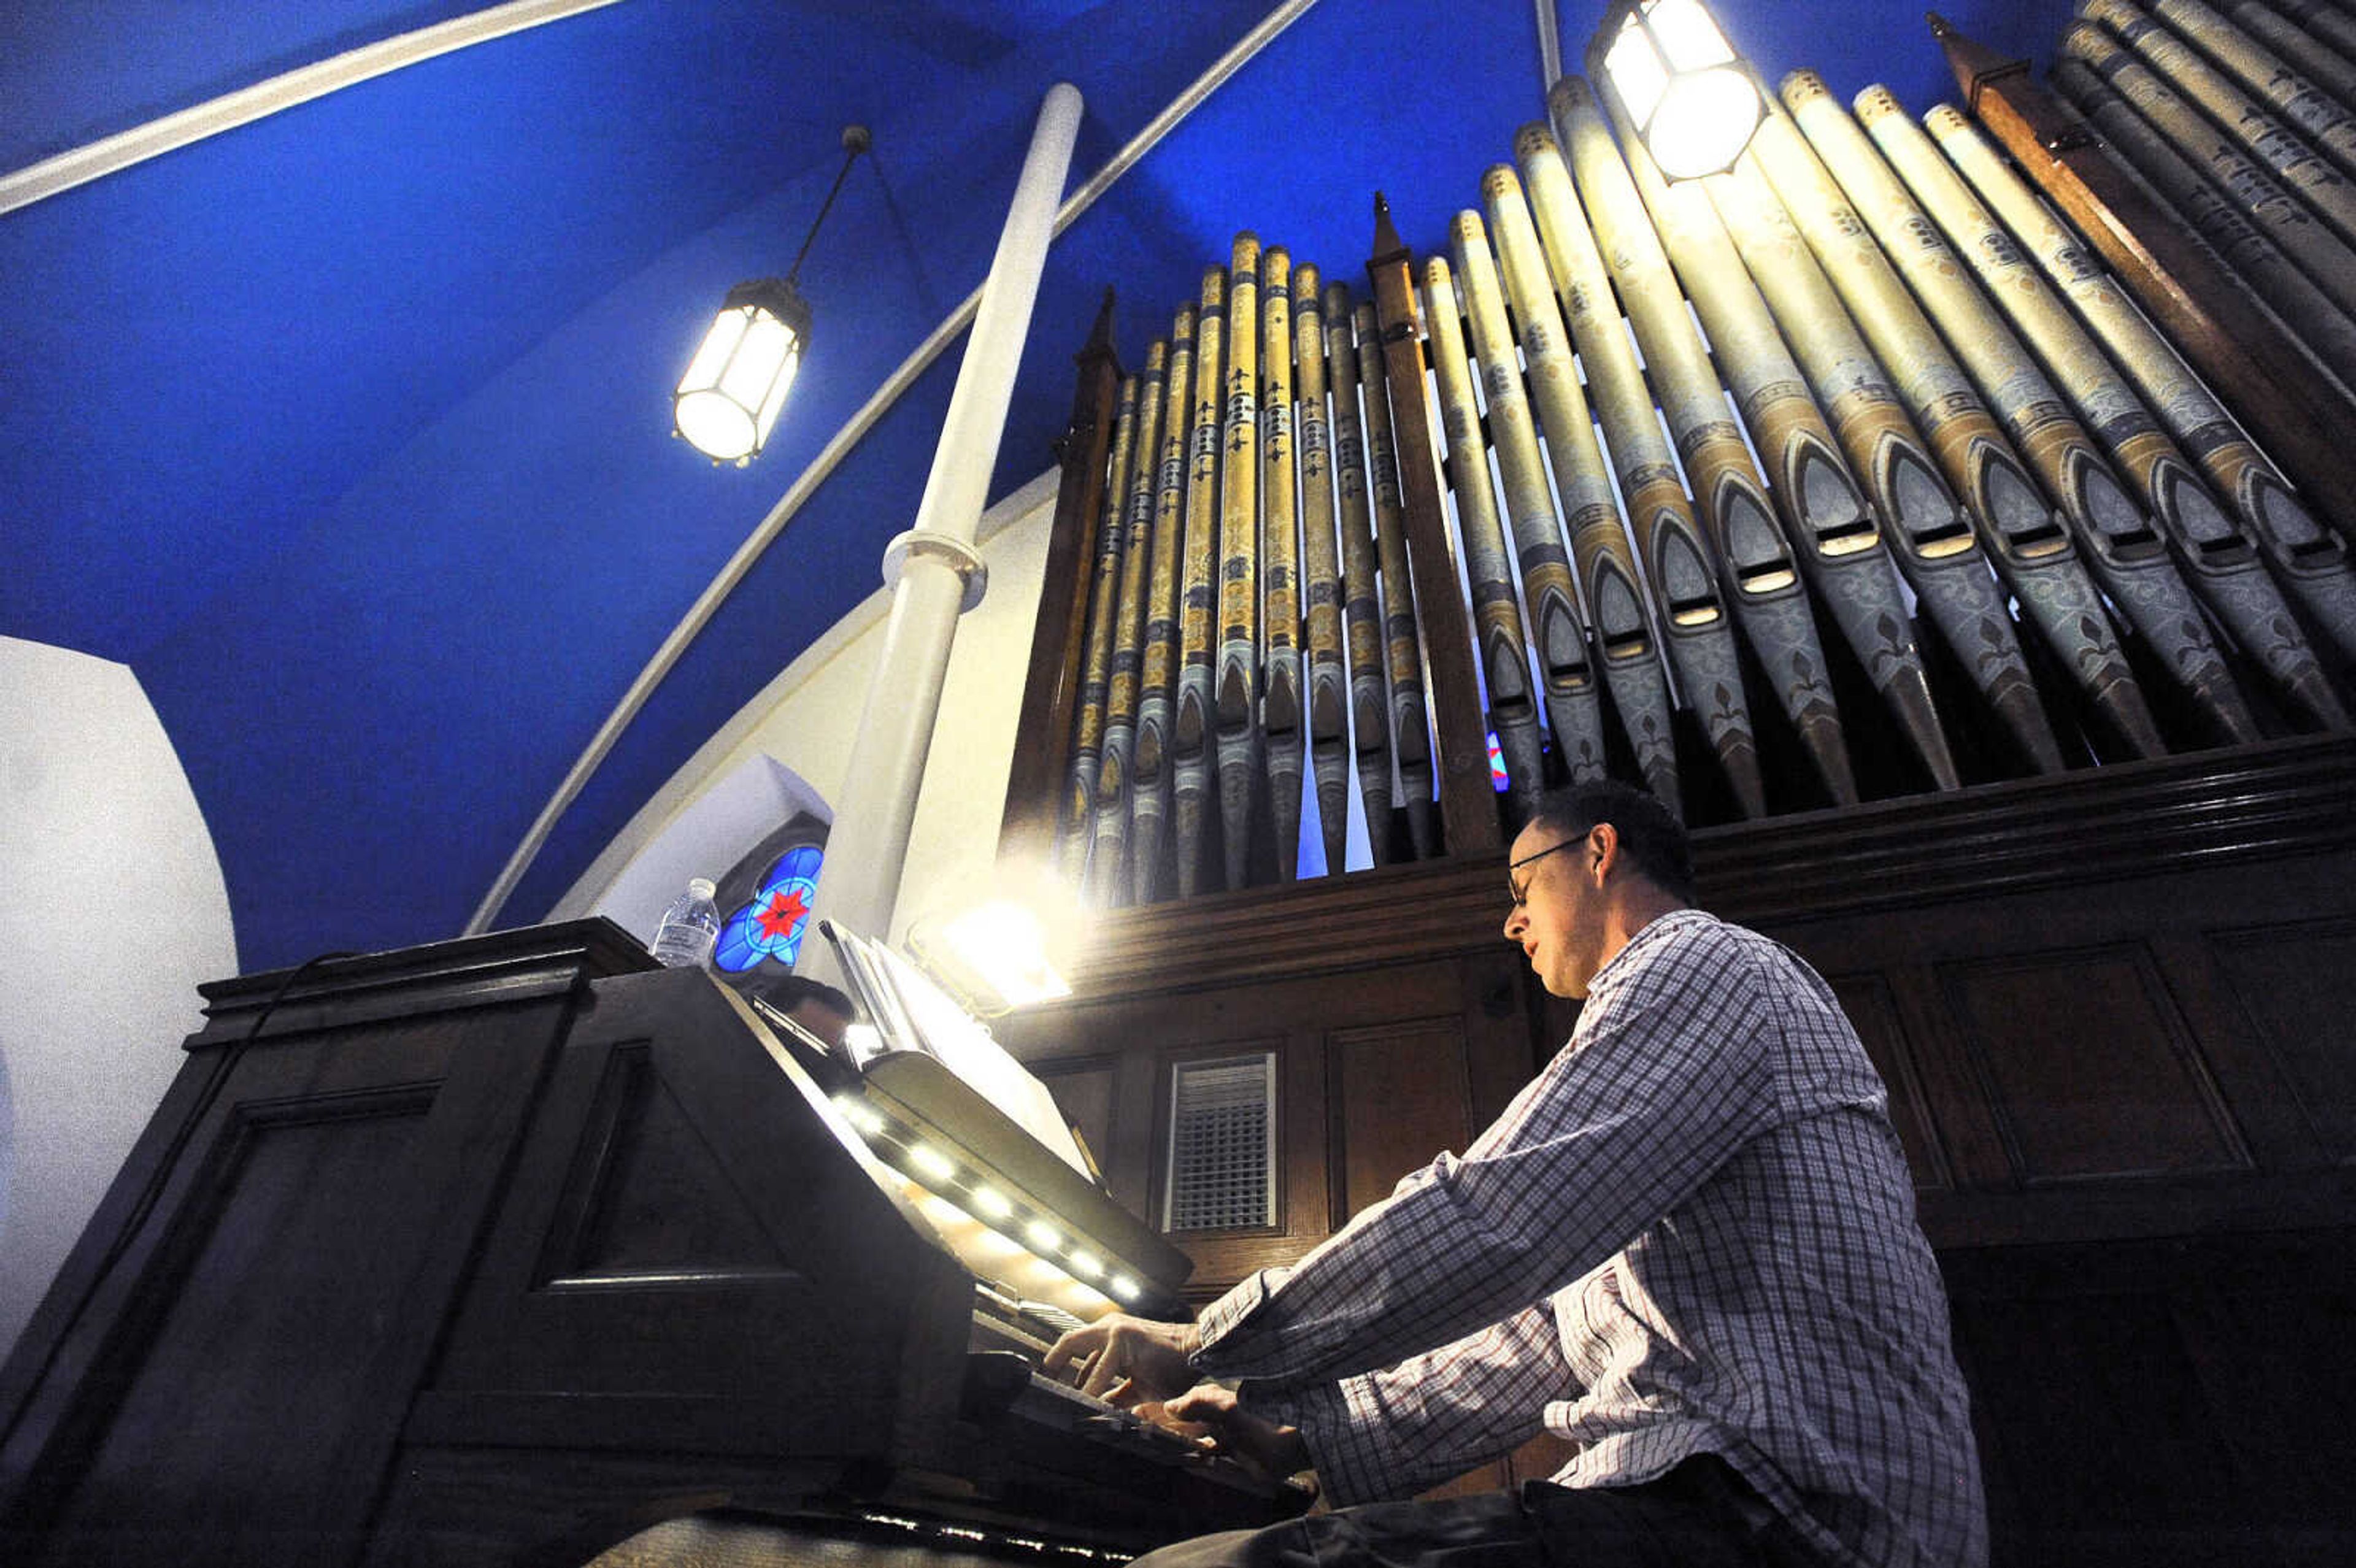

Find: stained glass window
714;842;823;972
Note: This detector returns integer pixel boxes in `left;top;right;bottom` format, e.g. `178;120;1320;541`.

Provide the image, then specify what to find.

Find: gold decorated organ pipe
1789;71;2250;747
2058;22;2356;321
1743;101;2167;758
2267;0;2356;56
2046;56;2356;394
1089;338;1169;908
1130;307;1196;905
1260;247;1305;880
1450;211;1613;787
1553;75;1858;806
1354;296;1442;859
1059;371;1141;887
2149;0;2356;180
1174;265;1227;899
1325;286;1402;859
1481;163;1684;808
1292;267;1352;875
1701;150;2065;775
1938;15;2356;563
1606;104;1961;792
1515;121;1769;817
1928;103;2356;670
1368;194;1502;856
2081;0;2356;247
1862;87;2350;728
1216;234;1265;893
2224;1;2356;114
1795;73;2259;745
1421;252;1549;817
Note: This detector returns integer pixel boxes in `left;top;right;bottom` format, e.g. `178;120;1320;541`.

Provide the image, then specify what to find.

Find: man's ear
1588;822;1619;882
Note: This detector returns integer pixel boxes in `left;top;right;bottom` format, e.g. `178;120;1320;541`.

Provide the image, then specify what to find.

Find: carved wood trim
1048;736;2356;1002
1934;18;2356;536
190;917;653;1048
999;293;1124;871
1366;198;1498;856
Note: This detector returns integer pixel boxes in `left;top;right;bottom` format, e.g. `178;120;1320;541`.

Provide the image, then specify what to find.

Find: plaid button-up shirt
1191;909;1986;1568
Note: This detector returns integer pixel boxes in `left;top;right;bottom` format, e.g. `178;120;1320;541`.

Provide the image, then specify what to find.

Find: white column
807;82;1084;972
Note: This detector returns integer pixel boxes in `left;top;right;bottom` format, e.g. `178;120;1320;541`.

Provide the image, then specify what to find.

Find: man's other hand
1041;1313;1199;1405
1164;1383;1312;1482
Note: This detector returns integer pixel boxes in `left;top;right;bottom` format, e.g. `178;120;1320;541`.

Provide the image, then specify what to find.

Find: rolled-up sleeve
1191;919;1779;1396
1262;1301;1574;1506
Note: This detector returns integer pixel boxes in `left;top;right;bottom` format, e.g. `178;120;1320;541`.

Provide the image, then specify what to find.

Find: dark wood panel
2167;1231;2356;1545
427;977;967;1425
0;972;601;1568
2209;918;2356;1166
1940;945;2250;1185
1944;1231;2356;1567
1955;1288;2247;1564
1828;972;1950;1191
40;1094;434;1558
1325;1017;1506;1501
1033;1057;1118;1188
561;1045;795;1278
1329;1019;1472;1223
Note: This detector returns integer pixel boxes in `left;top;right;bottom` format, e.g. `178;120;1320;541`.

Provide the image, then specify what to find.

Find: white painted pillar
807;83;1084;970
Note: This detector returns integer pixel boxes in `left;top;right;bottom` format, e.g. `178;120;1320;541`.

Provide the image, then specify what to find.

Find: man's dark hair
1527;780;1696;903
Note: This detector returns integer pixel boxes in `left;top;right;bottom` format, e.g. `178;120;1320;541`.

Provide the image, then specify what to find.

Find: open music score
815;919;1193;1329
798;921;1302;1521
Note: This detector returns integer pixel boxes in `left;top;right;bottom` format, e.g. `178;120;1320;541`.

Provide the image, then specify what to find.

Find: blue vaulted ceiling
1;1;2070;971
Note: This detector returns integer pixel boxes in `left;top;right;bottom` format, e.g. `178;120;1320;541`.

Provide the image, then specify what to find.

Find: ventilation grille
1164;1055;1276;1232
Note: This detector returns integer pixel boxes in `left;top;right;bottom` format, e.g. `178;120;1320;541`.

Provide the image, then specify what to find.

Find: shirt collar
1584;906;1711;997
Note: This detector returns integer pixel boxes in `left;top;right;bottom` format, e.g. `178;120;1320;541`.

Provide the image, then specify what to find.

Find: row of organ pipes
1046;1;2356;907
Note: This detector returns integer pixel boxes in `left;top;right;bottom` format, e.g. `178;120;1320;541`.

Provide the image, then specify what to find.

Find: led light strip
856;1514;1120;1561
832;1093;1143;1307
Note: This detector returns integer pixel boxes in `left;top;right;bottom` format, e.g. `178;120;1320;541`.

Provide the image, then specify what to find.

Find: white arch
0;638;236;1360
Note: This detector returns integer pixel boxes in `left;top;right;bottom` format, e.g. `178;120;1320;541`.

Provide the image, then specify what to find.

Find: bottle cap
687;877;717;898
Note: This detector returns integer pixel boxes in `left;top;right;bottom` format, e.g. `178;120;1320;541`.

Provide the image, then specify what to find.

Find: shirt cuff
1280;1374;1401;1509
1189;1267;1277;1370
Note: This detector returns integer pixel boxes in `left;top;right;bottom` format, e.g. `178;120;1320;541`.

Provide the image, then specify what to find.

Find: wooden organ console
9;10;2356;1568
994;12;2356;1567
0;924;1307;1566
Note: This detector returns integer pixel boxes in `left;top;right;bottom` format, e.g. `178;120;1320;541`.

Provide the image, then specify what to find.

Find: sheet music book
821;920;1094;1179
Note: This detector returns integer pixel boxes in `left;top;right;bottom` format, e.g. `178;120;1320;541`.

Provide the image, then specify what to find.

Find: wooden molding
1366;196;1501;857
998;291;1124;871
1049;736;2356;1002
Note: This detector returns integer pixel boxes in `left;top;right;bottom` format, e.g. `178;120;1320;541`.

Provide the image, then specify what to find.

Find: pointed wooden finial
1370;192;1407;267
1928;12;2028;110
1076;285;1118;372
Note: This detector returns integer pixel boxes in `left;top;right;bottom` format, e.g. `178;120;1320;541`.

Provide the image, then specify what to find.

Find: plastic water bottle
650;877;721;969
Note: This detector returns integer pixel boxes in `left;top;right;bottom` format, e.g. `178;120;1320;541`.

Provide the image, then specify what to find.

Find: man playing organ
1046;781;1986;1568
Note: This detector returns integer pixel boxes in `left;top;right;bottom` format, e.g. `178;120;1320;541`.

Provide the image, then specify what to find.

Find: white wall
552;466;1061;944
0;638;236;1361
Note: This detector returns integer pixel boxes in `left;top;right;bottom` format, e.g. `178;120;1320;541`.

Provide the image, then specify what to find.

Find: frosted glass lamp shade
1600;0;1763;180
672;277;810;465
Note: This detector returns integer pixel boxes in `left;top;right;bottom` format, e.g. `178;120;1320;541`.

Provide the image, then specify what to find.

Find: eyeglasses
1506;832;1592;908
